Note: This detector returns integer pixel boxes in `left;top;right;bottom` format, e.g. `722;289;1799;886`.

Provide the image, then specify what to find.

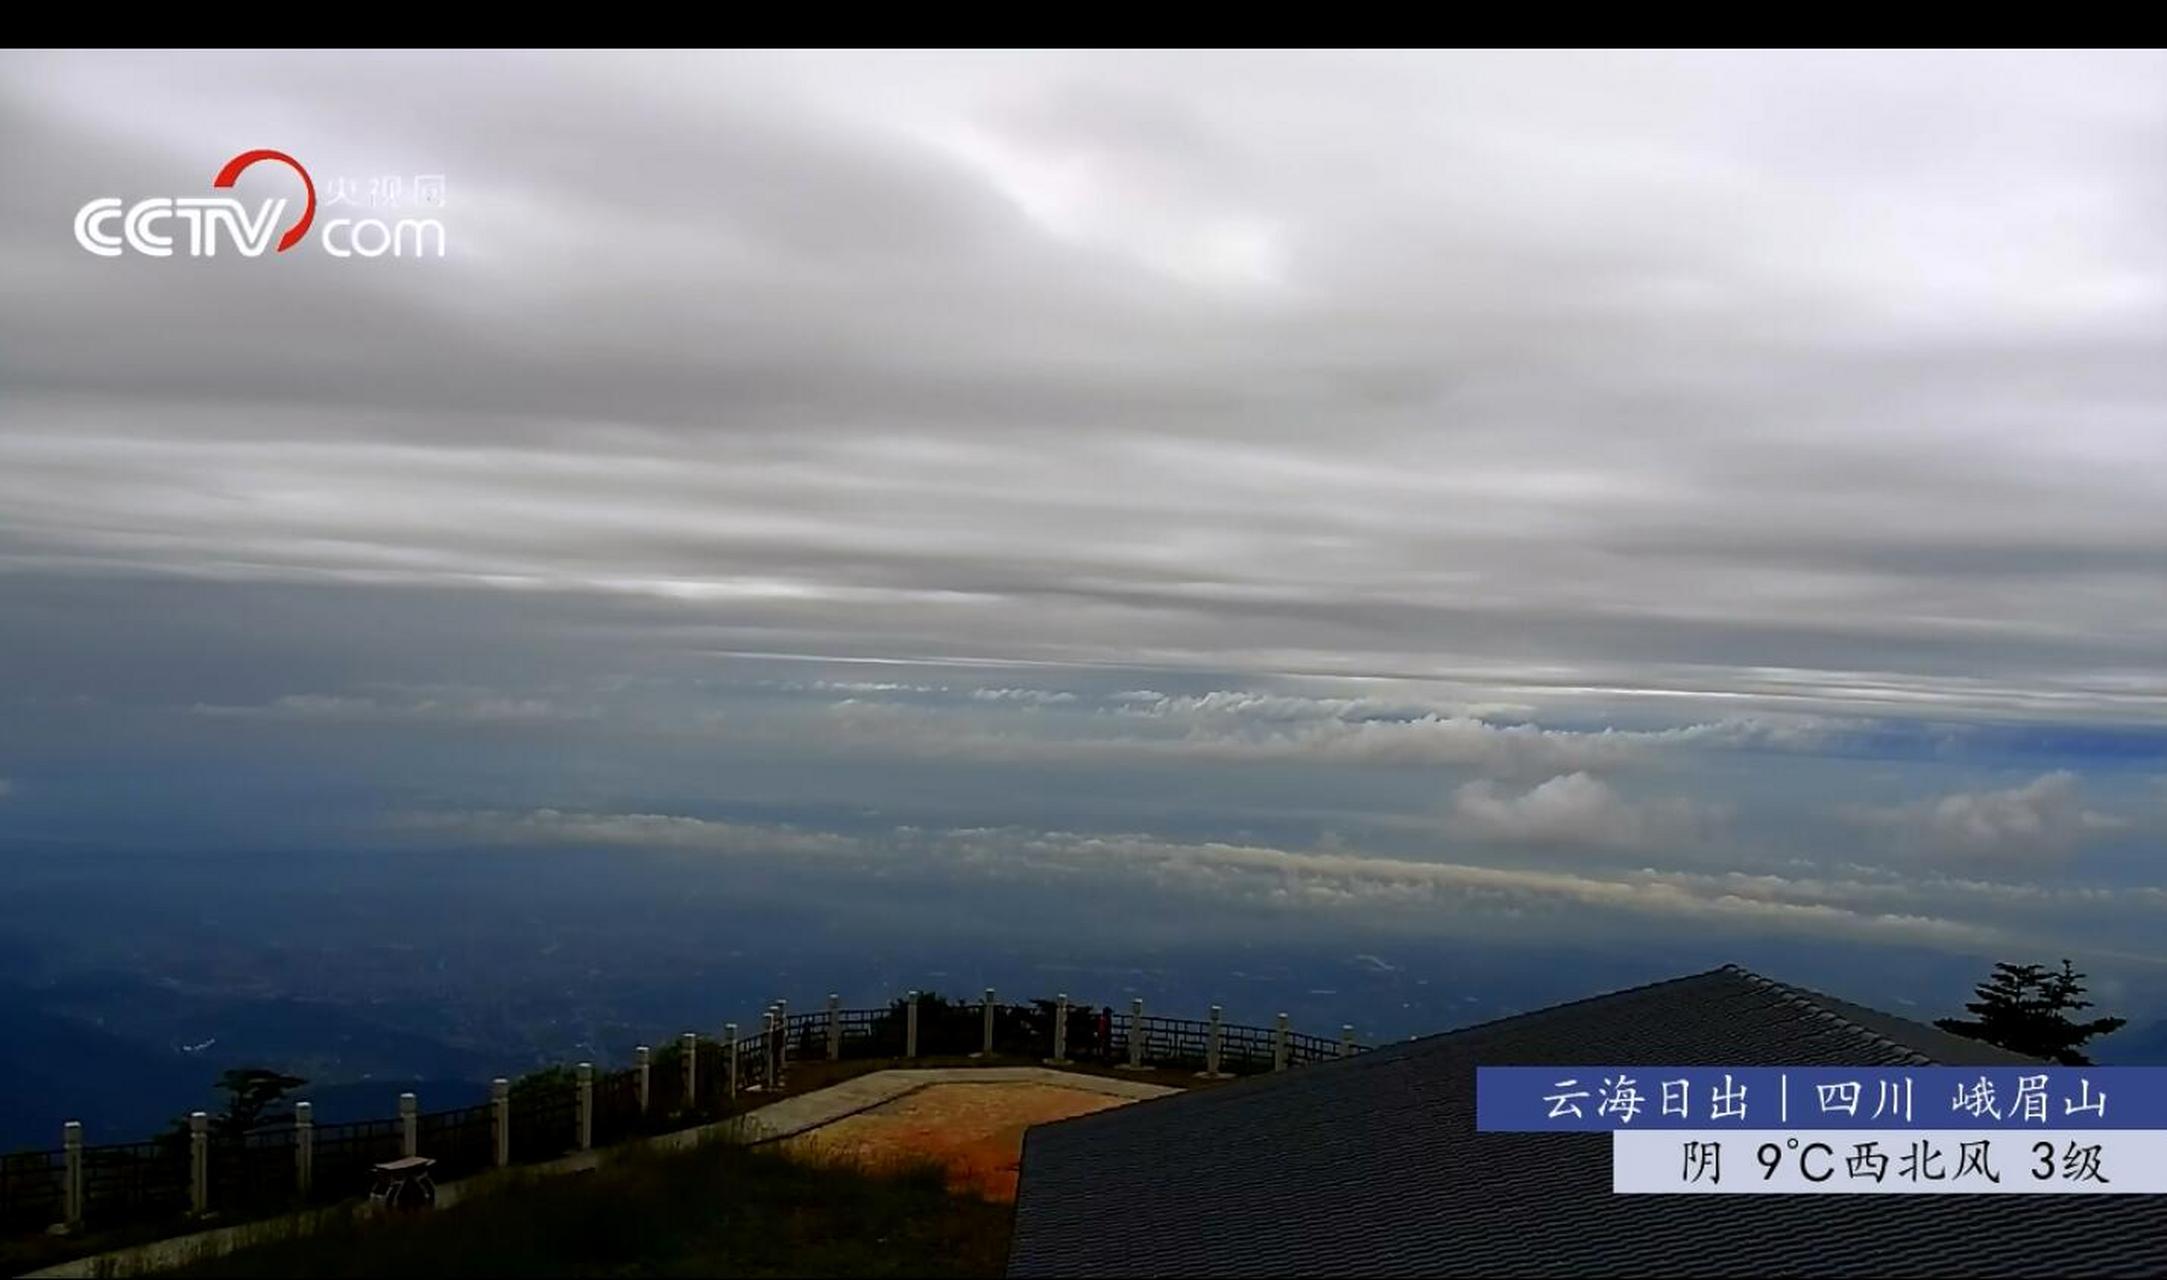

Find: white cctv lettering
75;197;290;258
74;198;443;259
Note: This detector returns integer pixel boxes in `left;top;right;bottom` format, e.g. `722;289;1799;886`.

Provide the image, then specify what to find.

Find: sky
3;50;2166;1024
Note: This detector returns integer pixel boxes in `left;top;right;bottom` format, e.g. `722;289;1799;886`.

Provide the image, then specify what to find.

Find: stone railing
2;990;1363;1242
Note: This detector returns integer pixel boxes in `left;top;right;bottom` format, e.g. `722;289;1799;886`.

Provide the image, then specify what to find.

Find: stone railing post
576;1063;594;1151
773;1001;789;1088
399;1092;418;1159
724;1022;739;1099
975;987;995;1058
1047;993;1071;1065
680;1032;698;1108
1122;998;1147;1071
1201;1005;1227;1078
491;1078;510;1168
188;1111;209;1216
294;1102;314;1200
1274;1013;1290;1071
1340;1024;1355;1058
905;990;920;1059
826;993;842;1061
62;1120;83;1232
635;1046;652;1115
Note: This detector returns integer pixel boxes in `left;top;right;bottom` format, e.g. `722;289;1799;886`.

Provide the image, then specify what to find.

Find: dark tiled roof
1008;965;2163;1279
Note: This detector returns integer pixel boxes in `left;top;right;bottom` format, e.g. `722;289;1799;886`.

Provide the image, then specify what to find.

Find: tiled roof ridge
1415;965;1739;1047
1718;962;1935;1065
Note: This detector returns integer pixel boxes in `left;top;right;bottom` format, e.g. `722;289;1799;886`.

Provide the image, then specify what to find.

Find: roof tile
1009;966;2157;1278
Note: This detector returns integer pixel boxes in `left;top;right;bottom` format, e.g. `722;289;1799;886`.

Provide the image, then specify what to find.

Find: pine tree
1935;959;2125;1065
210;1067;308;1141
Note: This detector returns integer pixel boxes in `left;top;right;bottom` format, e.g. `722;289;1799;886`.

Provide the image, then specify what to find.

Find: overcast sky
3;50;2165;1002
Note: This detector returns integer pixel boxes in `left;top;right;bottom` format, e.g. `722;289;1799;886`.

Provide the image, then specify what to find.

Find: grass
1;1211;207;1279
176;1136;1014;1278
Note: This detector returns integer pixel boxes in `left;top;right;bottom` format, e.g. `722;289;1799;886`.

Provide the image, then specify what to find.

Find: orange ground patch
778;1082;1135;1202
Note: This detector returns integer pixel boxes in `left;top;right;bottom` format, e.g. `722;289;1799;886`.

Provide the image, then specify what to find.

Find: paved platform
736;1066;1178;1145
755;1069;1179;1201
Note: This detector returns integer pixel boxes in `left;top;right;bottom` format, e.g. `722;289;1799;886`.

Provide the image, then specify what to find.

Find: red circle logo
212;150;316;253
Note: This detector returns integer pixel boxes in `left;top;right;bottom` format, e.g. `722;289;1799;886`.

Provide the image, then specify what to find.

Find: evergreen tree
1935;959;2125;1065
209;1067;308;1141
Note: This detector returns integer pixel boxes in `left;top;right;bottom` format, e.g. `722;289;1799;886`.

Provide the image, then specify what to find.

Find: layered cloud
1844;771;2126;865
2;51;2165;985
3;50;2166;724
192;690;586;725
798;682;1850;781
1451;773;1724;852
398;808;863;858
401;805;2106;955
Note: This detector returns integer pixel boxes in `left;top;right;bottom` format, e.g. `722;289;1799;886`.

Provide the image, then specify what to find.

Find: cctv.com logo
74;150;447;259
